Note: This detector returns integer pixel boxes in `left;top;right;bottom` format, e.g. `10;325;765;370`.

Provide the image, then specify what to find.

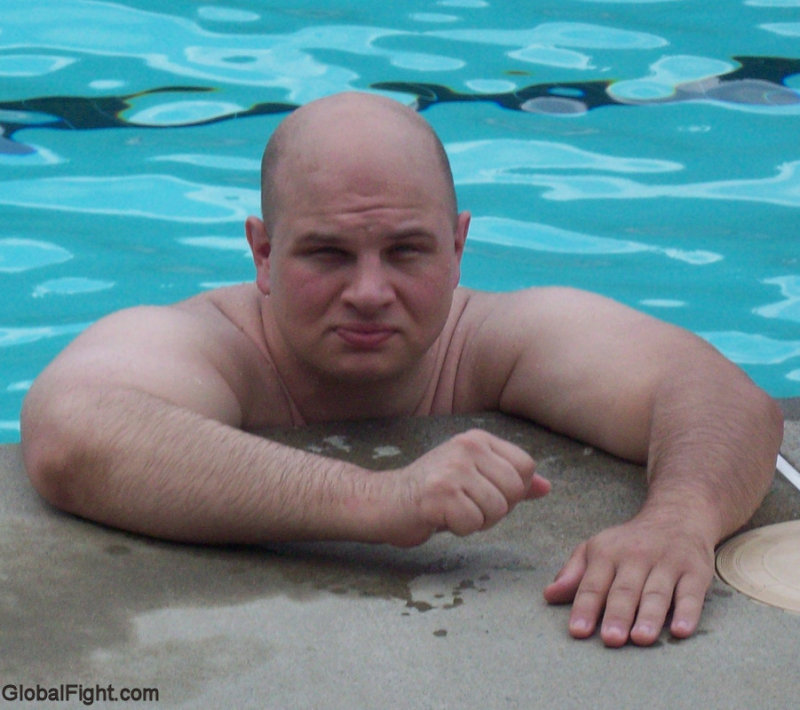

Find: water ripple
178;236;251;255
756;276;800;323
32;278;115;298
0;54;76;77
0;238;72;273
468;217;722;265
196;6;260;23
0;323;89;348
700;332;800;365
455;159;800;208
124;100;249;127
4;0;465;103
761;23;800;36
609;56;737;101
151;154;260;171
449;139;682;181
0;176;258;223
430;23;668;51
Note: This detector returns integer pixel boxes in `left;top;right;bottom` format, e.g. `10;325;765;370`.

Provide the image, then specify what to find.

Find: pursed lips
334;323;398;349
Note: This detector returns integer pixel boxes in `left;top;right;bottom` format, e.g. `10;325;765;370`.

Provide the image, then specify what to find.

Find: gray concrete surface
2;404;799;709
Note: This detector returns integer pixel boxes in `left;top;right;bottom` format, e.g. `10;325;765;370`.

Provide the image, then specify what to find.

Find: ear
245;216;272;295
451;210;470;288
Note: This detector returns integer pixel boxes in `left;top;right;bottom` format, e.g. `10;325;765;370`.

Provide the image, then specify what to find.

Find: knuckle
484;497;510;525
639;587;672;607
425;474;461;500
446;508;483;537
504;482;524;504
452;429;486;452
609;581;642;599
575;583;608;600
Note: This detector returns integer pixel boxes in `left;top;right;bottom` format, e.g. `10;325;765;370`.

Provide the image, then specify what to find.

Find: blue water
2;0;800;443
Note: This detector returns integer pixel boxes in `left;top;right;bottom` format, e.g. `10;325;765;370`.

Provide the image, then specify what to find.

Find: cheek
275;266;338;319
402;270;454;327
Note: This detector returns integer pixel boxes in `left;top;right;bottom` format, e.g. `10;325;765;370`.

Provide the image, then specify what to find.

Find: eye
391;244;417;255
306;246;350;261
388;242;427;259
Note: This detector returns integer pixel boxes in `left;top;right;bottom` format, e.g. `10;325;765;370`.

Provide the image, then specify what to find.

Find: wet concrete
2;405;799;709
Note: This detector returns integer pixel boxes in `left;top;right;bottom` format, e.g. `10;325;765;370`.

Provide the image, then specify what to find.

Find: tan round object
716;520;800;613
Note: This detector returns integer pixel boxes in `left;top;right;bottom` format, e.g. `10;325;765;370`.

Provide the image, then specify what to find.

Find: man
21;92;783;648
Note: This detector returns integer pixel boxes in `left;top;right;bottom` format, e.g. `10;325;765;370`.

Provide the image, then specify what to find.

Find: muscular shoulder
82;284;267;370
181;283;263;333
38;284;289;428
445;286;617;411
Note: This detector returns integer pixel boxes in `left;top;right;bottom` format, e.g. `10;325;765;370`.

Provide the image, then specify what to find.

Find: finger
566;555;617;640
485;433;537;480
629;569;676;646
543;542;588;605
442;491;487;536
484;437;549;499
474;455;528;506
453;432;532;505
458;466;517;529
525;473;551;499
669;570;713;639
600;566;652;648
478;435;541;503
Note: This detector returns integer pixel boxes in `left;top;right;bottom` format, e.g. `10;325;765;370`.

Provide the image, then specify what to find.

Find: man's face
253;144;468;383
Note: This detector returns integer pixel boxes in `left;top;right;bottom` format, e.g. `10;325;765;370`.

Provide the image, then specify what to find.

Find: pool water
1;0;799;443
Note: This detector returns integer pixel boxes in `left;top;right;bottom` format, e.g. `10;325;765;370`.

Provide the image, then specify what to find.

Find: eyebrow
295;228;438;246
294;233;344;247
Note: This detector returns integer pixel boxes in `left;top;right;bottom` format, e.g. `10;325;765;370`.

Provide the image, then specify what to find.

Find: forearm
22;386;401;545
642;360;783;543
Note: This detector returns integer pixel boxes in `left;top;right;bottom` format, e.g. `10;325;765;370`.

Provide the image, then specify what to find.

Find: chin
327;363;405;384
317;352;416;384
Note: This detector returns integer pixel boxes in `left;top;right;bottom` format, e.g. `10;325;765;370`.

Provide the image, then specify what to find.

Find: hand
543;514;715;647
385;429;550;547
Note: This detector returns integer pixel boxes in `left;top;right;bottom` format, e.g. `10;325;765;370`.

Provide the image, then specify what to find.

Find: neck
281;355;438;425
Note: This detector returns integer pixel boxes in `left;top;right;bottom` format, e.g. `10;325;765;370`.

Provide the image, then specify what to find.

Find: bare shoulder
460;285;634;323
60;284;266;366
458;284;657;349
450;285;666;411
451;284;593;361
30;284;281;427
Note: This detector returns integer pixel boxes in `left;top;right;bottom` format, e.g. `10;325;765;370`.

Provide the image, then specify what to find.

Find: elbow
20;389;85;513
21;441;71;513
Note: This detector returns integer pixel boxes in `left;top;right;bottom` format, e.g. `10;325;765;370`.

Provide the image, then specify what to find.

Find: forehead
277;132;451;221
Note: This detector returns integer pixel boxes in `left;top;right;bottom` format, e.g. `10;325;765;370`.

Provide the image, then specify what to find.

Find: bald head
260;92;458;231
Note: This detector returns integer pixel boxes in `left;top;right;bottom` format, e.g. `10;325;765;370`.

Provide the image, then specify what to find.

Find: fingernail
602;623;626;642
672;619;691;636
570;618;590;633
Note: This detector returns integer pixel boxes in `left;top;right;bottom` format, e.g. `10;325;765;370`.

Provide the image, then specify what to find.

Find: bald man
21;92;783;648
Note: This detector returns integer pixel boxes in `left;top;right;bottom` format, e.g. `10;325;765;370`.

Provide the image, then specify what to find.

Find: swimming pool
2;0;799;443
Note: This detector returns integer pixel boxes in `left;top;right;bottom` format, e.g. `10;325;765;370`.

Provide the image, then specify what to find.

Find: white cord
777;454;800;492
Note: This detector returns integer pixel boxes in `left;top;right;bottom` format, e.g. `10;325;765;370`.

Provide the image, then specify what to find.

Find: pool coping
1;401;799;708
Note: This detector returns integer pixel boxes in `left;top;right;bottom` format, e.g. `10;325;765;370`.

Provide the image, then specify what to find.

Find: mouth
335;324;397;349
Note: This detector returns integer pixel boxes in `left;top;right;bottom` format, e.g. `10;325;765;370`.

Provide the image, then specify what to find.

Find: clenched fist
377;429;550;547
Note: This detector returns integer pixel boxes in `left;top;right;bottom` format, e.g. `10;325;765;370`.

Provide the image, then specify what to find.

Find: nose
341;253;395;314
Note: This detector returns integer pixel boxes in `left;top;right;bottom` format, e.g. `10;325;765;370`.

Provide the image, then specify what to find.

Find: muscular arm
464;287;784;645
21;300;546;545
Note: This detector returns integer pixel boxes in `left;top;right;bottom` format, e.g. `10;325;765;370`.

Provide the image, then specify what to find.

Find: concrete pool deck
2;400;799;709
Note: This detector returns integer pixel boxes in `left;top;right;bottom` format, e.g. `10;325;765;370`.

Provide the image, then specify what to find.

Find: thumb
525;473;551;499
543;541;588;605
